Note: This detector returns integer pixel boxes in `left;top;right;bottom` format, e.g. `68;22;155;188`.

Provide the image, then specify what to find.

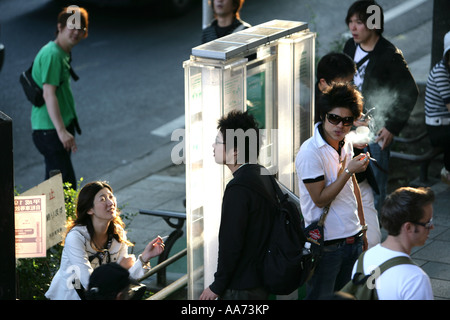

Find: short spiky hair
318;82;363;121
217;110;260;163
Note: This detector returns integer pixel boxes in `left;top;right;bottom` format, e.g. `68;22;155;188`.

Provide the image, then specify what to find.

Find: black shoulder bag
19;57;79;107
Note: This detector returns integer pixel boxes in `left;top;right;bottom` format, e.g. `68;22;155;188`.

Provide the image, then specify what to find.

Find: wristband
139;254;151;269
344;168;353;176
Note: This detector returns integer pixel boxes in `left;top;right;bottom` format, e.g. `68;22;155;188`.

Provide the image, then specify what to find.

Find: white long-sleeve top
45;225;146;300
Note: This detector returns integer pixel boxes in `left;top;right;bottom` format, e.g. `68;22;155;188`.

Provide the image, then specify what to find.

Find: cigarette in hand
360;155;377;162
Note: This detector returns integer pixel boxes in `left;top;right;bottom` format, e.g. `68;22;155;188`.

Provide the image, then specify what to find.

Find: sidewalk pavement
96;24;450;299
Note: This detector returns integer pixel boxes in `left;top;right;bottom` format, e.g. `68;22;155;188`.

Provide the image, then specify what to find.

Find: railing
138;248;187;282
138;209;186;286
146;274;188;300
137;209;188;299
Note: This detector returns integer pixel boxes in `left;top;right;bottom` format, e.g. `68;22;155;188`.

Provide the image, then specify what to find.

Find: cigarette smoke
346;87;399;145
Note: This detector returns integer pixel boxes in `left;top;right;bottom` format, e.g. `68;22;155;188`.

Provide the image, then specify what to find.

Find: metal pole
0;111;16;299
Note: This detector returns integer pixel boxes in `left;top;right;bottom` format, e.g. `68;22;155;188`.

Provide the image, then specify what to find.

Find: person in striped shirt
424;31;450;184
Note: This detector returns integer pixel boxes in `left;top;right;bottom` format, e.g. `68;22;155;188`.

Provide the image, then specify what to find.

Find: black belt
324;230;363;246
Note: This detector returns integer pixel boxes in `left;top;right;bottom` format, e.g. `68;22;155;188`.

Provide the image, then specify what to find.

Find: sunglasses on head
326;113;354;126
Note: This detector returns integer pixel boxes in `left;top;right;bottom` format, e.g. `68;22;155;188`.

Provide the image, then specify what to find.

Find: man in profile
348;187;434;300
200;110;276;300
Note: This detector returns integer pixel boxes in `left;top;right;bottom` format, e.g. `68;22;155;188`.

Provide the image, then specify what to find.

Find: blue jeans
305;236;363;300
32;123;76;188
368;142;390;212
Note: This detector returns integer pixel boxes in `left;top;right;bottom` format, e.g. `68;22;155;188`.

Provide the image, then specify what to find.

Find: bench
390;131;443;185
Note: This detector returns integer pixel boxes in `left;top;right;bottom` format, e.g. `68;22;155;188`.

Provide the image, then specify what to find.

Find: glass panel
184;57;247;299
246;49;277;172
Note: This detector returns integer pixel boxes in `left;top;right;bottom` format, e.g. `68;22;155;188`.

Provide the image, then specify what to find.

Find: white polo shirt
295;122;361;241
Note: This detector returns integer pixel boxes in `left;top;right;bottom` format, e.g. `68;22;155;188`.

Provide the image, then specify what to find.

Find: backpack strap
268;174;286;203
354;251;416;284
377;255;415;275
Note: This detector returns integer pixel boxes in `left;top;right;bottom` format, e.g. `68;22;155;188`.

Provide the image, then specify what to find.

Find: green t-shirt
31;41;77;130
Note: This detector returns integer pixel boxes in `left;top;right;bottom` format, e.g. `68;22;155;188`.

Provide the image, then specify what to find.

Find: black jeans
32;122;76;188
427;124;450;170
220;287;269;300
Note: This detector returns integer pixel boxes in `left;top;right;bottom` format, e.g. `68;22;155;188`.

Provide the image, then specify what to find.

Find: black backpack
260;176;313;295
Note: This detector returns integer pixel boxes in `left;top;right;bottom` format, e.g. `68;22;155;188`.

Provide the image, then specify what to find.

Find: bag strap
268;174;286;203
68;53;79;81
377;256;415;274
356;251;415;279
356;51;371;70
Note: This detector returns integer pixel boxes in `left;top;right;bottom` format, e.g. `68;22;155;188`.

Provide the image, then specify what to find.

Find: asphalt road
0;0;430;191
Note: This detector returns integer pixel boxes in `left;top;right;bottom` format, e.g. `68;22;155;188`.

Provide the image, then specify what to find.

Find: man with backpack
342;187;434;300
199;110;276;300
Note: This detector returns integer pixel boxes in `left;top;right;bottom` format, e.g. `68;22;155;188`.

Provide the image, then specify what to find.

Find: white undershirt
353;45;370;91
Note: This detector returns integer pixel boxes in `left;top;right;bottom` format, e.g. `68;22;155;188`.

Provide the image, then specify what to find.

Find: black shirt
209;164;276;295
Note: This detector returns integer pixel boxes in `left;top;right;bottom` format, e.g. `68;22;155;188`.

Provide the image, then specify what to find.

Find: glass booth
183;20;315;299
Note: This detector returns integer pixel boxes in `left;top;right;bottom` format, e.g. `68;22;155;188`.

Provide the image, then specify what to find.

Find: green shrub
15;180;80;300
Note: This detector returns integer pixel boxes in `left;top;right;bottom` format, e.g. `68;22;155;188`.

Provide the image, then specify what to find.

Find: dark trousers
32;122;76;188
306;236;363;300
427;124;450;170
220;287;269;300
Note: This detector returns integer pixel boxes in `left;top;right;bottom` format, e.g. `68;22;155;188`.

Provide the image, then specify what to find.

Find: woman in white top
45;181;164;300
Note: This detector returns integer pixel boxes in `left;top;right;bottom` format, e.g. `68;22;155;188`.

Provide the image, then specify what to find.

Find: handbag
19;62;45;107
20;56;79;107
303;204;330;280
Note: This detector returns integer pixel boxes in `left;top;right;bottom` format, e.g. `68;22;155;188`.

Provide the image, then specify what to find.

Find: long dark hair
63;181;133;247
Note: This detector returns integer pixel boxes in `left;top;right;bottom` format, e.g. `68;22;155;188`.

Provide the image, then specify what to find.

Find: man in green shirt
31;6;88;187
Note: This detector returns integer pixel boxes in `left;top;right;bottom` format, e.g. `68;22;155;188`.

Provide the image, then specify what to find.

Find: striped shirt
424;60;450;118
